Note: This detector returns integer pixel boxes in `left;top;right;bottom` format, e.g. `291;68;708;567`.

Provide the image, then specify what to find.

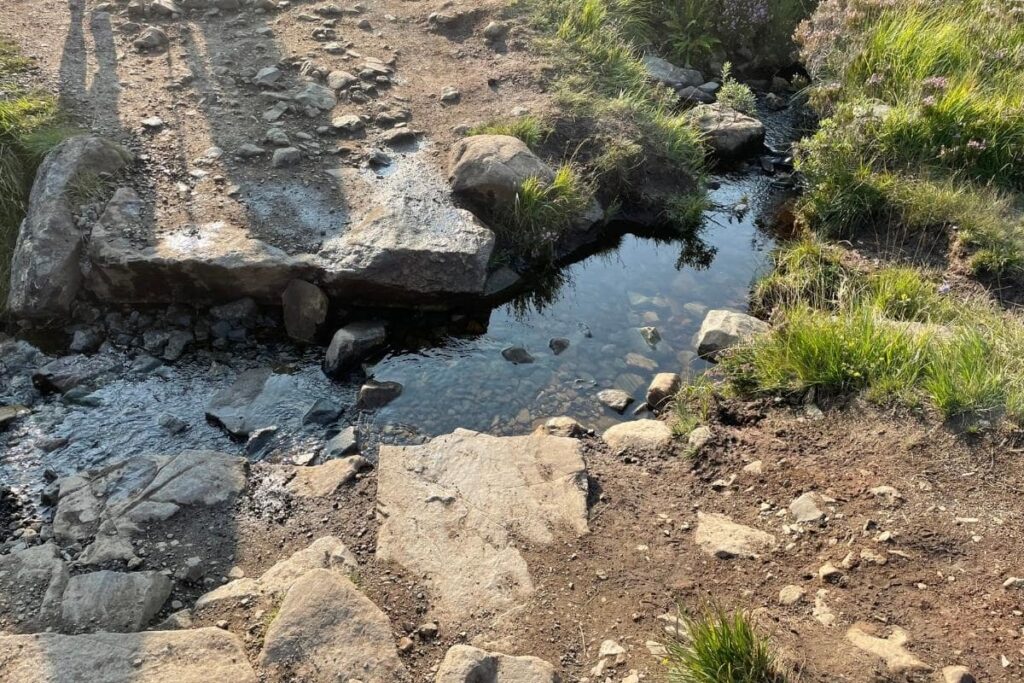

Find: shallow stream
0;105;802;504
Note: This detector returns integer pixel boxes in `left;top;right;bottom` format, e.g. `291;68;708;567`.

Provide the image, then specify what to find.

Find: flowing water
0;106;802;504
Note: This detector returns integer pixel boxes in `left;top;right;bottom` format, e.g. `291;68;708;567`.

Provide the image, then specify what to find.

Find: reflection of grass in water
503;225;717;320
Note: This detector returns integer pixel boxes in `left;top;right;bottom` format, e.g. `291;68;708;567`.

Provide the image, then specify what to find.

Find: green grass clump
723;239;1024;425
665;606;787;683
524;0;707;225
498;164;593;259
671;374;715;437
469;116;550;149
1;37;66;309
752;238;848;314
796;0;1024;281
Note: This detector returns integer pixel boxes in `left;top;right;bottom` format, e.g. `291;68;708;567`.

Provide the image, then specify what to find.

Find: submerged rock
696;309;769;360
357;380;403;409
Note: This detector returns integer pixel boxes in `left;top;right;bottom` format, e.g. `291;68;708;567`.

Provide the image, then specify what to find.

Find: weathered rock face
449;134;554;205
435;644;560;683
7;135;130;318
195;536;358;611
686;103;766;159
376;429;589;621
320;194;496;301
259;569;406;682
59;570;171;633
52;450;246;560
602;419;673;453
285;456;369;498
0;628;257;682
643;55;703;89
0;543;69;631
85;187;316;305
696;309;769;360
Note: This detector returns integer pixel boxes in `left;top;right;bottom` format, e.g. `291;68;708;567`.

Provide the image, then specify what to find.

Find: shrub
665;605;787;683
716;62;757;115
795;0;1024;281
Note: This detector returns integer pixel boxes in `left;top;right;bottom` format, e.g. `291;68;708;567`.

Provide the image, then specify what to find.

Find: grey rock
323;321;387;375
646;372;681;410
789;491;828;524
377;429;588;621
696;309;769;360
133;26;168;51
449;135;554;205
69;327;103;353
254;66;283;87
501;345;534;364
357;380;403;409
0;628;257;682
327;70;358;90
294;82;337;111
331;113;365;133
695;512;777;559
282;279;328;342
0;543;69;631
323;426;358;458
60;570;171;633
678;85;715;105
258;569;406;682
7;136;130;318
441;86;461;104
272;146;302;167
686;103;766;158
643;55;703;88
236;143;266;158
603;419;672;452
286;456;369;497
481;21;509;40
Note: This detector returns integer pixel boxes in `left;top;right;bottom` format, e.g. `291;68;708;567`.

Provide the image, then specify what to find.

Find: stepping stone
376;429;589;621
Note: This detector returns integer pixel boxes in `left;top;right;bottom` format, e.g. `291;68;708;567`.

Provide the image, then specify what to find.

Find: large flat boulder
0;628;257;682
59;570;171;633
85;187;316;305
436;645;560;682
52;451;246;558
686;103;765;159
376;429;589;621
7;135;130;318
259;569;405;682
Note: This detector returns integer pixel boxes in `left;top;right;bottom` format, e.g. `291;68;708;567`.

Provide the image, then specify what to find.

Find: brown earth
87;399;1024;682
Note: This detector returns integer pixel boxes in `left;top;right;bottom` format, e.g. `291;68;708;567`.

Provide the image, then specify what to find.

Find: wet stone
501;346;534;364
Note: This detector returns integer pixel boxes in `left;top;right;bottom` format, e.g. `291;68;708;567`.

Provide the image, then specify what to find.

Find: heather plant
716;62;757;114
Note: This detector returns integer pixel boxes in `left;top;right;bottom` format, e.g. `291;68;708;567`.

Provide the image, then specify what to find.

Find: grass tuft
665;605;787;683
494;164;594;259
469;116;550;149
1;37;67;310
